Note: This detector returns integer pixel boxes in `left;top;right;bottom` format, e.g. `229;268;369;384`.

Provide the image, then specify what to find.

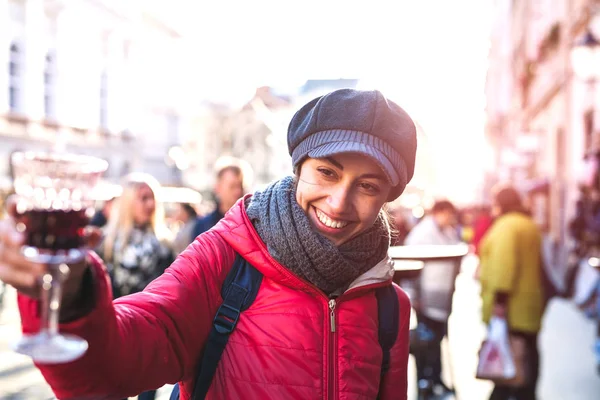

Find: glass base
12;331;88;364
22;246;85;265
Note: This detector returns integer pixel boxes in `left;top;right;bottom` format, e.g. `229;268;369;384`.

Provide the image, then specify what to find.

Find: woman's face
132;183;156;226
296;153;392;246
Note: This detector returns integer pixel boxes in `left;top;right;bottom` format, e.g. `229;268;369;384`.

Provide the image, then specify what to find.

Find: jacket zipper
324;283;392;399
328;298;337;400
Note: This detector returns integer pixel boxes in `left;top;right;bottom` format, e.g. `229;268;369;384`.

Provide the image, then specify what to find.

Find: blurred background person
172;202;198;255
458;207;476;244
478;185;543;400
96;173;174;400
389;206;413;246
97;173;174;298
193;163;245;237
472;205;494;256
472;204;494;280
404;199;461;395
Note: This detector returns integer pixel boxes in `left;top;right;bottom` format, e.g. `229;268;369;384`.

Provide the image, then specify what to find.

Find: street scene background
2;0;600;399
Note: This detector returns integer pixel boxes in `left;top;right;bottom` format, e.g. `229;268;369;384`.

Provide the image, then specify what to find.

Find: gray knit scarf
245;176;390;295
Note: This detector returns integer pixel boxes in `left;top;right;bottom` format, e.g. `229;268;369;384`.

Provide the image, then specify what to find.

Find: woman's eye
317;168;336;178
359;182;379;193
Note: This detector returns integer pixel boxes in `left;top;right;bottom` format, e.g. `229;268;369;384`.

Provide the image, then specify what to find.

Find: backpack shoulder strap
188;253;263;400
375;284;400;398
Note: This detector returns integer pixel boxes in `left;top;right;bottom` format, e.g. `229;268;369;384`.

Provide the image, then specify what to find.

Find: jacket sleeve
379;285;411;400
18;233;235;400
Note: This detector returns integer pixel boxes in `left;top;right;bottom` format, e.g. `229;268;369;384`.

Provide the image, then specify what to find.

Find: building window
100;69;108;130
44;52;56;119
9;43;21;112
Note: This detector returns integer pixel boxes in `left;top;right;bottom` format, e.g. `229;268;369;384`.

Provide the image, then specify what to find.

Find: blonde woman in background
98;173;174;299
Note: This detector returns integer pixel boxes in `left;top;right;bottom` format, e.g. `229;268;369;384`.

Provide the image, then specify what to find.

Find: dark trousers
415;314;448;384
489;332;540;400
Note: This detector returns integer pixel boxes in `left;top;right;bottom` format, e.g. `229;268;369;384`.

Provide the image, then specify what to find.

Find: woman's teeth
316;209;349;229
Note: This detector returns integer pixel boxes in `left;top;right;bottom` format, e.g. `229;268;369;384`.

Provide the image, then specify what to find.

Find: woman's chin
316;226;355;246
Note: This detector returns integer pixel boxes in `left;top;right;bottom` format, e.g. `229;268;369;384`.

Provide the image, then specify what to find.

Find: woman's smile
310;206;355;241
314;207;350;229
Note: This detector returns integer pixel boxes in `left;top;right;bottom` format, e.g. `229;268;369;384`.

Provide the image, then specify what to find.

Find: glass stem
40;263;69;336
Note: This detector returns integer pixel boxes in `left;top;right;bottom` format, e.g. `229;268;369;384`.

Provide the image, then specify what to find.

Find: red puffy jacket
18;197;410;400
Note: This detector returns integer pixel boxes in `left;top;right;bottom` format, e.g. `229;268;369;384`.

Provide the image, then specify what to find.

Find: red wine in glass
20;209;90;251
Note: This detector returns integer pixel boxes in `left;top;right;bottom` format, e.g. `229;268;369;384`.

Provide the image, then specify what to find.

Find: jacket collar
346;256;394;292
215;195;394;296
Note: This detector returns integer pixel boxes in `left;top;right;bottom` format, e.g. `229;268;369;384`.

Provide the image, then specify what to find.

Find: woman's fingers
0;218;45;297
4;194;19;219
0;263;39;297
0;220;39;271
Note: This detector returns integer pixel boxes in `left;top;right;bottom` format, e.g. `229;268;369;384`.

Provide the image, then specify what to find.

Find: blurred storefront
485;0;597;259
0;0;195;198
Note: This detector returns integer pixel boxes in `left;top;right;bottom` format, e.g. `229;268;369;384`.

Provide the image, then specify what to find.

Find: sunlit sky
157;0;493;205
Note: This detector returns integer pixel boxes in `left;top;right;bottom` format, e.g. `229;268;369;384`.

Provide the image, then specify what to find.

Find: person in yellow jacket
479;185;544;400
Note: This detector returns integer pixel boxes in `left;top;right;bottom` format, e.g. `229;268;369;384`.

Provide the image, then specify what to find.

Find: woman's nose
327;185;351;213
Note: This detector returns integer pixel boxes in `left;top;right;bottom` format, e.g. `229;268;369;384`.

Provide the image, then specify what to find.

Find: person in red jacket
0;88;417;400
472;205;493;256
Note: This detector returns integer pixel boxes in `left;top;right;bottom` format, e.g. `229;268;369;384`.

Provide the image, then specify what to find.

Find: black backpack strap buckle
213;282;248;334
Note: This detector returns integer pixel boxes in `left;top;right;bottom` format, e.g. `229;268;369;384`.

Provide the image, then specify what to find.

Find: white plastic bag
476;317;516;380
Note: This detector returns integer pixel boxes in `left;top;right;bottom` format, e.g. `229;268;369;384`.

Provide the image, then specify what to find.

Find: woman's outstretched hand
0;196;101;302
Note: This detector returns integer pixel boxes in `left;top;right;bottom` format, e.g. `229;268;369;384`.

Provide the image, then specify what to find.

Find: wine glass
10;151;108;364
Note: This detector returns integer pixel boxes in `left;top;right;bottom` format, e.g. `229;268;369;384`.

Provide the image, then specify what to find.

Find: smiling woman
2;88;418;400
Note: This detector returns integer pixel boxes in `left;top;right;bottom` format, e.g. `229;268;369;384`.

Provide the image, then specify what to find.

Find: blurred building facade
182;86;294;194
0;0;193;197
486;0;595;252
